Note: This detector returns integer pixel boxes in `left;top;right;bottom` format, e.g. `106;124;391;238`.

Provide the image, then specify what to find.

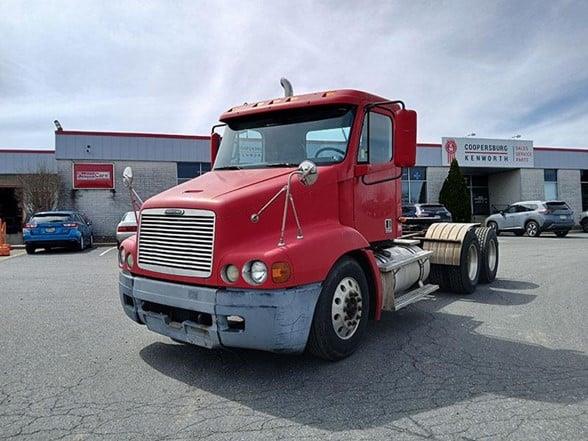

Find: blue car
23;211;94;254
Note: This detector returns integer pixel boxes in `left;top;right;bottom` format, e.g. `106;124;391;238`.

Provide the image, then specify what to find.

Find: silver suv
485;200;574;237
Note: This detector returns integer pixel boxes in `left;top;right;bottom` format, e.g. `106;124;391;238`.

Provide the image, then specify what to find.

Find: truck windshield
214;106;355;170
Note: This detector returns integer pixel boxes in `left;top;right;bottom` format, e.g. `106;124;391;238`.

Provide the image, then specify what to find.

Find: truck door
353;109;400;242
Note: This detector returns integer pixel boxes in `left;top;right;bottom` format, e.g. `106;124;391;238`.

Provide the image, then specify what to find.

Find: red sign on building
72;163;115;189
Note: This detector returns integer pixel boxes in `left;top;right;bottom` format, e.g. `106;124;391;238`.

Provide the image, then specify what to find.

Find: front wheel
307;257;370;361
582;219;588;233
25;245;35;255
525;220;541;237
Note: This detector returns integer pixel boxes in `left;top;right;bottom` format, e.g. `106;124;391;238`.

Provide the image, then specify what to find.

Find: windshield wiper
214;165;242;170
264;163;298;168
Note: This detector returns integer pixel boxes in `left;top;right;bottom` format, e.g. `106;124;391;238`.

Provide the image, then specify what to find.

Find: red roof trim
0;149;55;154
55;130;210;141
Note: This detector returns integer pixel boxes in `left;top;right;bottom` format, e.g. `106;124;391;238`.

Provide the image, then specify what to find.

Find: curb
10;243;117;249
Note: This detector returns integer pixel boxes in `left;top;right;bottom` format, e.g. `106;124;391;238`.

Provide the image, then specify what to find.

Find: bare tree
18;168;62;216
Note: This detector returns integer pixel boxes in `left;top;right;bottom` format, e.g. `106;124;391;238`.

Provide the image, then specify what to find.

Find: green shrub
439;159;471;222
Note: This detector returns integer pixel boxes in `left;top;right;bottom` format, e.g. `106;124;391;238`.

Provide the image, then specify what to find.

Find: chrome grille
138;208;215;278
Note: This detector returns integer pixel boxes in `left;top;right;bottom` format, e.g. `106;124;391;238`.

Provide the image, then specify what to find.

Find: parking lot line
99;246;117;256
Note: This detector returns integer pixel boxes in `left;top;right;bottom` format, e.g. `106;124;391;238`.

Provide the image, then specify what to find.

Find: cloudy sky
1;0;587;149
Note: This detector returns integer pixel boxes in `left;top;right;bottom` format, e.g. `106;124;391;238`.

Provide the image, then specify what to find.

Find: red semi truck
118;83;499;360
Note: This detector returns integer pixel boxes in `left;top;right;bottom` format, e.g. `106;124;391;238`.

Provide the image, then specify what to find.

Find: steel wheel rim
487;239;497;271
331;276;363;340
527;222;537;236
467;244;478;282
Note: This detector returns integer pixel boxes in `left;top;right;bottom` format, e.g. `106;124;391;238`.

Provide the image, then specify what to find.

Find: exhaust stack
280;78;293;97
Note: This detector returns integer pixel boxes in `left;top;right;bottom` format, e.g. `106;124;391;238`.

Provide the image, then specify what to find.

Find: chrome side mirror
122;166;133;188
297;160;318;187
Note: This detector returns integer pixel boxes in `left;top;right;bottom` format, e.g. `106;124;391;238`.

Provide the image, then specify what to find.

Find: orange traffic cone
0;219;11;256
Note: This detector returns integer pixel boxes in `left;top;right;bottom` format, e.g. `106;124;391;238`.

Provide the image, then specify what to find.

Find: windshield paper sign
441;137;534;168
73;163;115;189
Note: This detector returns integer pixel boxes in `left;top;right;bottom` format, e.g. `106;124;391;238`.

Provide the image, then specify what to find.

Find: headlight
243;260;267;285
126;253;134;267
222;264;240;283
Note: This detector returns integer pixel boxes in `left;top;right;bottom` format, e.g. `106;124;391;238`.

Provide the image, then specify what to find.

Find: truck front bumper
119;271;321;354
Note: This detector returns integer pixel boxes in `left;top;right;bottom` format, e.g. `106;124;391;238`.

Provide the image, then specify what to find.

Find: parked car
485;200;574;237
401;203;453;231
23;211;94;254
116;211;137;245
581;211;588;233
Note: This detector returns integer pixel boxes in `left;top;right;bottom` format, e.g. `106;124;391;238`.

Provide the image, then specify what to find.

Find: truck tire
474;227;499;284
446;229;480;295
307;257;370;361
428;264;450;291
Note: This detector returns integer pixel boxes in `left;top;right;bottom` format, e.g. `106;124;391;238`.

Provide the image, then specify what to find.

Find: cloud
1;0;587;149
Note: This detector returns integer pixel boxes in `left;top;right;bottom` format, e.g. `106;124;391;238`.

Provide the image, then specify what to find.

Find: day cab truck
118;83;499;360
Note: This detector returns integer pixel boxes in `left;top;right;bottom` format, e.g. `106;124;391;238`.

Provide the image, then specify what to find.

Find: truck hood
142;168;296;211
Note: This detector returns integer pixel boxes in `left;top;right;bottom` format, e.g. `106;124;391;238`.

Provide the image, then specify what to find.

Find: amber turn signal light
271;262;291;283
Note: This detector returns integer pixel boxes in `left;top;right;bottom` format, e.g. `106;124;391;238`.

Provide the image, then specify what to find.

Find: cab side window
358;112;393;164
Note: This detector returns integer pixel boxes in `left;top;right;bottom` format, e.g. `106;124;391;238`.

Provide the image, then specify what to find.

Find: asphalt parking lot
1;235;587;440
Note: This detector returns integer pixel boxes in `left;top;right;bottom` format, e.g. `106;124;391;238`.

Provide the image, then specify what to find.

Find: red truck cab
118;88;497;360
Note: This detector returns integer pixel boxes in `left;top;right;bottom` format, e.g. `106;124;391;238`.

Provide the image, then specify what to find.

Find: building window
544;169;558;200
581;170;588;210
402;167;427;204
177;162;211;185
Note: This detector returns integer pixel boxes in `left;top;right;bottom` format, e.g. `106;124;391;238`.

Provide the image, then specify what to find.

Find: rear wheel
25;245;35;255
307;257;369;361
475;227;499;283
89;234;94;248
555;230;569;238
429;264;450;291
78;235;85;251
525;220;541;237
446;229;480;294
582;219;588;233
